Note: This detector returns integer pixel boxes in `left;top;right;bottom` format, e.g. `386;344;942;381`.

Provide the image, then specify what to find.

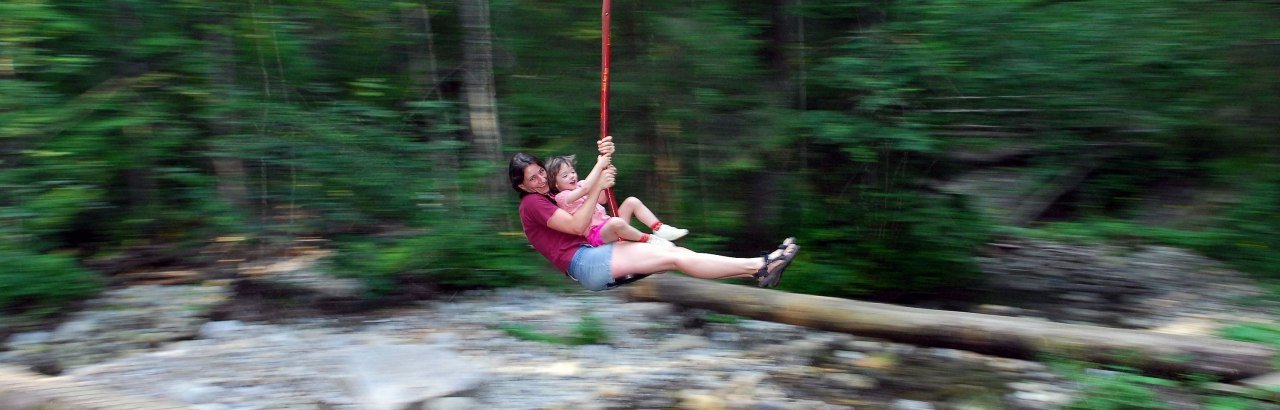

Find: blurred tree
200;1;249;211
460;0;505;201
2;0;1279;315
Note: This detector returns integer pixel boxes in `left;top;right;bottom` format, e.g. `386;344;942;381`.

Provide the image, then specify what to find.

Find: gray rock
575;344;616;361
35;247;1253;410
784;338;830;361
676;389;725;410
168;381;224;404
615;302;677;318
824;373;878;389
199;321;247;339
708;331;741;343
422;396;484;410
656;335;711;352
844;340;887;352
6;331;52;347
344;344;489;410
891;399;936;410
1010;390;1074;407
833;350;867;362
53;319;100;339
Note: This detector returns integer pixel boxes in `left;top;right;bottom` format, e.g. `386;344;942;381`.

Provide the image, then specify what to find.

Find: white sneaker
646;236;676;247
653;225;688;241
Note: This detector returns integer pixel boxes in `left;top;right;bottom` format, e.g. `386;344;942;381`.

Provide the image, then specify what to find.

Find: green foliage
1034;166;1280;286
1009;218;1215;248
1220;322;1280;350
573;314;609;345
701;312;743;325
1050;359;1173;410
1050;358;1279;410
1068;370;1171;410
327;178;569;295
3;0;1280;307
1204;396;1266;410
795;0;1280;295
784;187;991;297
328;226;564;297
498;314;608;346
1196;168;1280;280
0;244;103;318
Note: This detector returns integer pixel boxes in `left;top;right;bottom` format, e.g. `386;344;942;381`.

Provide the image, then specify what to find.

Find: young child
545;154;688;247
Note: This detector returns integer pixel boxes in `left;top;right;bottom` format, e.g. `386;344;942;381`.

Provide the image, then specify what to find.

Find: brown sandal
755;237;798;288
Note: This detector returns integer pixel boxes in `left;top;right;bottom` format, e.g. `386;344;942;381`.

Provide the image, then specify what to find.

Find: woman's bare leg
610;242;761;279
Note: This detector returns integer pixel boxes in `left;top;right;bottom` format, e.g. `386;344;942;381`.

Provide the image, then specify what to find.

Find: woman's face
518;164;550;195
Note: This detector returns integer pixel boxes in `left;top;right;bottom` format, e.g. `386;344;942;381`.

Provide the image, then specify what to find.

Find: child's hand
595;154;612;170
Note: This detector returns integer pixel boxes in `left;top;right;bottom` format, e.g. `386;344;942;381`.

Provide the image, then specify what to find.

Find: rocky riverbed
5;286;1082;410
3;239;1278;409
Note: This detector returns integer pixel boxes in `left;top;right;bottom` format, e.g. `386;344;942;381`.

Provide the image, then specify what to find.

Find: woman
509;137;798;291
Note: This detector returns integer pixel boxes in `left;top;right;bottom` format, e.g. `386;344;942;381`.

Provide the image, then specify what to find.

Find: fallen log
622;274;1276;381
113;270;203;286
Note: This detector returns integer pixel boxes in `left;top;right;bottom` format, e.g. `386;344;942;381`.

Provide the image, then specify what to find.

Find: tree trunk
622;274;1276;381
402;3;463;206
744;0;803;242
403;3;439;97
112;1;154;229
460;0;504;199
204;7;249;209
627;7;679;223
640;112;681;222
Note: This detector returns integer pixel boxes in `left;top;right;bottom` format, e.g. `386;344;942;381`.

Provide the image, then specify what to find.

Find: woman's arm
547;166;614;234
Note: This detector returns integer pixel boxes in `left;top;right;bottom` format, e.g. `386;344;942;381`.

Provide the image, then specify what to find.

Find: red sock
650;221;663;231
639;233;650;242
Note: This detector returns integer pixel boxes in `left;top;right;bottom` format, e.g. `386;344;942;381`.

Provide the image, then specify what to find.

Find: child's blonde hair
543;155;577;195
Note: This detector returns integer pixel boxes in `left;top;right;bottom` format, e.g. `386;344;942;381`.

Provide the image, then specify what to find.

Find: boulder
344;344;488;410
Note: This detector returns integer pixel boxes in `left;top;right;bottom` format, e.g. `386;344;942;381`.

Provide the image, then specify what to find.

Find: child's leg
597;217;646;243
598;217;673;246
617;197;660;228
619;197;687;241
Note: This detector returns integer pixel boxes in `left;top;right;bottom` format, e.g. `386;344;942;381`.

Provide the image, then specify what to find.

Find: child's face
554;166;578;192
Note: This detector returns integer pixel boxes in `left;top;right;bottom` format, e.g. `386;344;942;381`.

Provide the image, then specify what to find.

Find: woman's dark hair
508;152;544;196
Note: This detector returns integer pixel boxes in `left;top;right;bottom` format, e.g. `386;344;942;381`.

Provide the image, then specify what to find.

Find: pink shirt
554;182;609;236
519;194;587;273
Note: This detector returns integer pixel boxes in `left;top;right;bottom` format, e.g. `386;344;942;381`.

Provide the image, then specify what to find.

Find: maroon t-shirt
519;194;588;273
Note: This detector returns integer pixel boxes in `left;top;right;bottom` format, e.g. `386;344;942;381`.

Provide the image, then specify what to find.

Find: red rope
601;0;619;216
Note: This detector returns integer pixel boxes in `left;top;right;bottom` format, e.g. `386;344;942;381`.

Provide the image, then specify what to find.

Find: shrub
328;196;570;297
785;190;990;298
1198;170;1280;279
0;245;104;319
498;314;608;346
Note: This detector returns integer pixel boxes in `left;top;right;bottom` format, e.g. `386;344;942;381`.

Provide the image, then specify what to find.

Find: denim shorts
567;243;614;291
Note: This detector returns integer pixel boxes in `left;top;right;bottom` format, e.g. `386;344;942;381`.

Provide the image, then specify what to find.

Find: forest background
3;0;1279;320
